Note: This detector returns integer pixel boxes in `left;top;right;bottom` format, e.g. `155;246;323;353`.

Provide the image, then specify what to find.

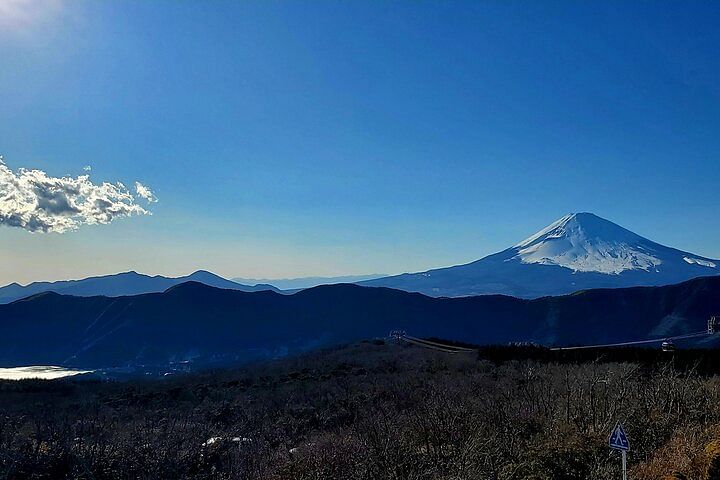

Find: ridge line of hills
1;275;718;369
5;212;717;304
0;270;280;304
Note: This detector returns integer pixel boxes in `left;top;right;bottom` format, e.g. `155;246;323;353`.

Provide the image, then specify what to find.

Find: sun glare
0;0;61;29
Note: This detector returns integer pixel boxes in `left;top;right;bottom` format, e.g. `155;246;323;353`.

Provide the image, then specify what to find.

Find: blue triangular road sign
609;423;630;451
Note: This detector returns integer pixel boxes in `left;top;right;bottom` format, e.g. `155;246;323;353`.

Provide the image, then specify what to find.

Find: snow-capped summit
362;213;719;298
513;212;665;274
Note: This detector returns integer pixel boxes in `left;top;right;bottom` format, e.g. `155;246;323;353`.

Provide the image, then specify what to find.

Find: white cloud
83;165;91;172
135;182;157;203
0;157;155;233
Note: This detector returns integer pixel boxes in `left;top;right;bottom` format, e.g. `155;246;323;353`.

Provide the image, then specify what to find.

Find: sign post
609;423;630;480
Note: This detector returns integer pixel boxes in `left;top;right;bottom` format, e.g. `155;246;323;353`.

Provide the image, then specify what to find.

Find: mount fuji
361;213;719;298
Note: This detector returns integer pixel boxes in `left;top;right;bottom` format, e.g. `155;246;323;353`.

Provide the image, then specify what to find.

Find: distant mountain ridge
0;270;278;304
361;213;719;298
233;274;387;290
0;276;718;368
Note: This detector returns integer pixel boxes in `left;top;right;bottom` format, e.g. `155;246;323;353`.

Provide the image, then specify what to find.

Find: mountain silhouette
362;213;719;298
0;270;279;304
0;276;718;368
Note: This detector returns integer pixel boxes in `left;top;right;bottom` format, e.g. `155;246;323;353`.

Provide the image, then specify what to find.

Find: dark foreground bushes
1;342;720;479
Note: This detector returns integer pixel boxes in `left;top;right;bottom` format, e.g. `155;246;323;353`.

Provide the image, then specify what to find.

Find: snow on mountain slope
683;257;717;268
361;213;719;298
512;213;665;274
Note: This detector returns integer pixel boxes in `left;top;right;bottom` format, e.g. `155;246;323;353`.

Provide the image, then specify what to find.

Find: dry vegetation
1;341;720;479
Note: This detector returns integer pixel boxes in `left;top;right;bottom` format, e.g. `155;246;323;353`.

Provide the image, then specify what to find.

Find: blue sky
0;0;719;284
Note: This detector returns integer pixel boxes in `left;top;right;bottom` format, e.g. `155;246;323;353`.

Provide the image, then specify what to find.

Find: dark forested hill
0;276;718;368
